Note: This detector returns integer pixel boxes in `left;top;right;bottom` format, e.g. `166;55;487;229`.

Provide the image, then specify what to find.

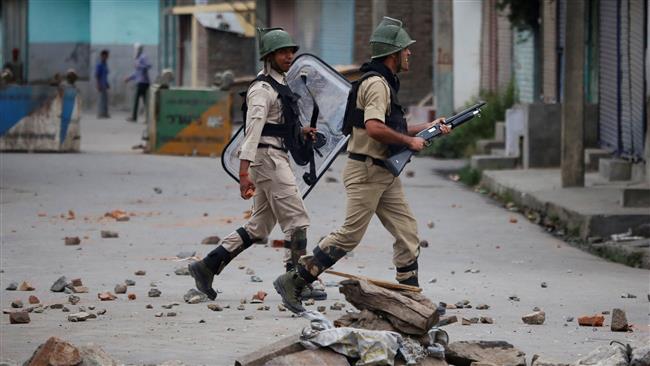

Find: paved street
1;113;648;365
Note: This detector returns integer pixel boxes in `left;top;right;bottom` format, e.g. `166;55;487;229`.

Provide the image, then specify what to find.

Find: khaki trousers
303;157;419;282
221;147;309;265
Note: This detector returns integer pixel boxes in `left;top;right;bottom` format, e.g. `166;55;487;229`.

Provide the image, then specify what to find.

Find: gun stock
384;101;486;177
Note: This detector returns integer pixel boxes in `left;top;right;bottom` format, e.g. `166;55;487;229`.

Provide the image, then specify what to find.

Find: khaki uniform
301;76;420;283
220;67;309;266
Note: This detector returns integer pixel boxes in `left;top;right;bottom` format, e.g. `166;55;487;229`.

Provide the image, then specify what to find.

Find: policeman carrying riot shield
189;28;325;301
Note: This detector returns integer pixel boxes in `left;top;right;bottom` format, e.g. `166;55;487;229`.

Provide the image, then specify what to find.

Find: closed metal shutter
627;0;645;158
599;0;620;152
320;0;354;66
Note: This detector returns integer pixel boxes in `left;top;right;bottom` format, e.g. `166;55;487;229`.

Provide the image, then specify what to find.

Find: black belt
348;153;387;169
258;143;287;153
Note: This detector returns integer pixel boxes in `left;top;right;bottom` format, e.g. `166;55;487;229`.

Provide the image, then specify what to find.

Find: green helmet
370;17;416;59
258;27;299;60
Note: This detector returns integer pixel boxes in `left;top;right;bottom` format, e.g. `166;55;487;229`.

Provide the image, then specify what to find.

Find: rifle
384;101;487;177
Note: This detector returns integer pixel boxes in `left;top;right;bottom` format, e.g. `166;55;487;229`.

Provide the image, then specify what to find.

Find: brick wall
353;0;373;64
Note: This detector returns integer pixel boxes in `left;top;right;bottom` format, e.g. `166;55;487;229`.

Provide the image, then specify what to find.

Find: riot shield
221;54;351;199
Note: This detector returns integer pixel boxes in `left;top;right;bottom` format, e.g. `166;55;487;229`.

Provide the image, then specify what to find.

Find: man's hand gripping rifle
384;101;487;177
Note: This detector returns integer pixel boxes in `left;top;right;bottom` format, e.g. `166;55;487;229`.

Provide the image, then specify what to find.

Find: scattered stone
522;311;545;325
174;267;190;276
428;278;437;284
184;289;207;303
419;240;429;248
610;308;628;332
166;312;176;317
100;230;119;238
135;270;146;276
11;300;23;308
23;337;81;366
114;284;127;294
176;251;195;259
427;220;435;229
469;317;480;324
244;315;254;320
325;176;338;183
18;281;35;291
153;187;163;194
155;312;163;317
304;298;315;306
78;306;86;312
98;292;117;301
278;304;286;312
330;302;345;311
480;317;494;324
476;304;490;310
446;341;526;366
438;315;458;326
601;310;610;315
578;314;604;327
252;291;267;303
446;303;457;309
68;295;81;305
50;276;68;292
317;306;327;313
72;286;88;293
125;279;136;286
621;293;637;299
540;282;548;288
148;288;161;298
533;306;541;312
508;295;520;302
237;305;245;311
28;296;39;305
245;268;255;275
68;312;91;322
49;304;64;310
64;237;81;245
240;298;247;304
462;318;472;326
207;304;223;312
146;304;153;309
62;307;70;312
566;316;574;322
70;278;84;287
6;282;18;291
405;170;415;178
128;293;136;300
530;354;571;366
33;306;45;314
88;305;95;310
250;275;263;283
201;236;221;245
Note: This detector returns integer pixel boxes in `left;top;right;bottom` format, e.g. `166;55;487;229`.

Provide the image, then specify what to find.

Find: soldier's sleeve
239;82;273;162
361;78;390;124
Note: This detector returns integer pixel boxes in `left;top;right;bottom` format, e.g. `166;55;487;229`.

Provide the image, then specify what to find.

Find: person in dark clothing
124;43;151;122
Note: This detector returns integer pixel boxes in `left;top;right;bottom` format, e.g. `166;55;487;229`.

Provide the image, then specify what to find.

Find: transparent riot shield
221;54;351;199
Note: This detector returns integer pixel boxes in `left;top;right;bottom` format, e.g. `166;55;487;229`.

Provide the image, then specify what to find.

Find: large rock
9;312;30;324
522;311;545;325
446;341;526;366
630;344;650;366
264;349;350;366
184;289;208;303
610;308;628;332
575;343;628;366
24;337;82;366
78;344;117;366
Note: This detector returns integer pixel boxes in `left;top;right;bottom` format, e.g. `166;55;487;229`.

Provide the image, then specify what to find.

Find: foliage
422;81;516;159
497;0;540;32
457;165;482;187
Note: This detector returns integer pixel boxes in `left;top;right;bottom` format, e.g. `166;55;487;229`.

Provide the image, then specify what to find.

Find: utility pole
561;0;585;187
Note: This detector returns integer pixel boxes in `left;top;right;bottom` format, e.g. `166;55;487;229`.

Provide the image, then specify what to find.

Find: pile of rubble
235;279;649;366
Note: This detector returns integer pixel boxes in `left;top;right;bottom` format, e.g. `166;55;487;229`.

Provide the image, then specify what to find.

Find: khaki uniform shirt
346;76;392;160
238;68;287;162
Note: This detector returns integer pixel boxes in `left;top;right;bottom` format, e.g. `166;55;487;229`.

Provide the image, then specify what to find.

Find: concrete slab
494;121;505;142
471;155;517;171
622;187;650;208
584;148;611;172
480;169;650;239
599;159;632;182
475;139;505;154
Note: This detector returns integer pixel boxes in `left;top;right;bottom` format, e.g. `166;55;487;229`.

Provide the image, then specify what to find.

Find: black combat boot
273;269;308;314
188;260;217;300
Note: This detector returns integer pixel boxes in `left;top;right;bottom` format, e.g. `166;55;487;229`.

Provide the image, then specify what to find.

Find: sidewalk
480;168;650;268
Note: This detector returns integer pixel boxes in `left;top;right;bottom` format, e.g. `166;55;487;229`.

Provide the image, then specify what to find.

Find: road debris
100;230;119;238
201;236;221;245
522;311;545;325
578;314;604;327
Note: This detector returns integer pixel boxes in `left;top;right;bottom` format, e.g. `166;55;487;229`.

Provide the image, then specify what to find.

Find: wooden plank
324;270;422;293
170;1;255;15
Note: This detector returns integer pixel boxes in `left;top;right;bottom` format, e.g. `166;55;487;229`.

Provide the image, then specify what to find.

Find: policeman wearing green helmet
189;27;324;302
273;17;451;314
